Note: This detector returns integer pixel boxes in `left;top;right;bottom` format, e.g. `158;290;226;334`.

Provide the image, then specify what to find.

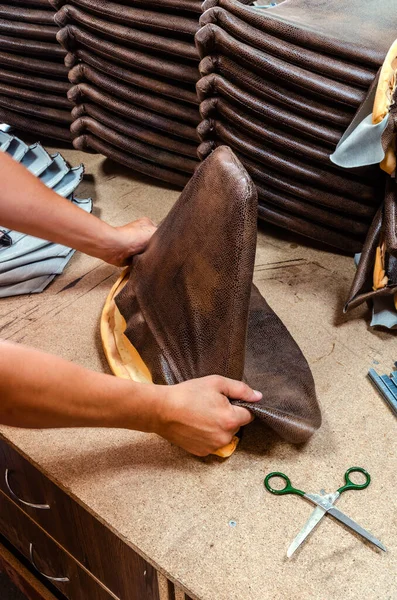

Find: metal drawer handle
29;543;70;583
5;469;50;510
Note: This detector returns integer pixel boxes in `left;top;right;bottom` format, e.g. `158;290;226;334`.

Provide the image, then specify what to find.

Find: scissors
264;467;386;557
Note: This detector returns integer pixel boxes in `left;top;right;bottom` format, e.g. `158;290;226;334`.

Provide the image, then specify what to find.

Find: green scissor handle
264;472;305;497
337;467;371;495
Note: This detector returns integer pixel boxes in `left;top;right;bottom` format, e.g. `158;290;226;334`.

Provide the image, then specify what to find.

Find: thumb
218;378;262;403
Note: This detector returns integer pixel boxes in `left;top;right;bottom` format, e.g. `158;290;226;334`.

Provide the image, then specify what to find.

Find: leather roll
68;64;199;125
200;7;376;88
50;0;199;36
0;81;71;108
67;83;199;141
72;102;198;157
0;33;65;58
57;25;198;83
195;24;366;106
0;18;58;41
0;107;71;141
0;94;72;124
54;5;199;61
0;5;55;25
72;47;198;105
71;116;198;174
202;0;396;68
257;201;363;253
0;50;68;77
0;66;70;93
206;119;376;201
196;73;343;147
73;133;190;187
199;54;357;126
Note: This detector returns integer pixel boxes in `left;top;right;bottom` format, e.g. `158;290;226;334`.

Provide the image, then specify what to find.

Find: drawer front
0;490;116;600
0;439;160;600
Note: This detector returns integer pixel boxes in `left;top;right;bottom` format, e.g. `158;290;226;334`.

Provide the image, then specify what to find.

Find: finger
231;405;255;426
218;378;262;403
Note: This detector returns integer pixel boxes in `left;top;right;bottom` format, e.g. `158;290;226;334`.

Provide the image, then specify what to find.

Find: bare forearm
0;341;162;432
0;151;117;261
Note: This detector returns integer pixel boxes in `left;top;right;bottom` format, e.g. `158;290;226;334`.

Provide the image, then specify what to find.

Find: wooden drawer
0;490;117;600
0;438;160;600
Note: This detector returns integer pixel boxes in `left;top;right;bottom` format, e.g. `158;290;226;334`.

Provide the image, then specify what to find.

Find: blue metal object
368;366;397;416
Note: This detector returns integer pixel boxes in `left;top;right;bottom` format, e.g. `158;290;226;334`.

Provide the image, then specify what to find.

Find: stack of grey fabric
0;129;91;297
195;0;397;253
53;0;253;186
0;0;72;141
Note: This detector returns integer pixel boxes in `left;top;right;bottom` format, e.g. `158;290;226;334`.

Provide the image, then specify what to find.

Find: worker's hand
103;217;157;266
155;375;262;457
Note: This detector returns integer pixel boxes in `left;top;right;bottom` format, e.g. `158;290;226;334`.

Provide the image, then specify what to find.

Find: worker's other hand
155;375;262;457
104;217;157;266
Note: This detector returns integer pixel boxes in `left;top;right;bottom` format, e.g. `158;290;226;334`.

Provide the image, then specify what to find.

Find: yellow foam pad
373;38;397;125
101;270;239;458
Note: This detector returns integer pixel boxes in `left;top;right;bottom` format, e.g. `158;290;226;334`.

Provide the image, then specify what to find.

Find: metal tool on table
264;468;386;557
368;364;397;416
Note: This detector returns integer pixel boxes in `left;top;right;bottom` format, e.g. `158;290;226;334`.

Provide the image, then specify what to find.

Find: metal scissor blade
287;505;326;558
327;507;386;551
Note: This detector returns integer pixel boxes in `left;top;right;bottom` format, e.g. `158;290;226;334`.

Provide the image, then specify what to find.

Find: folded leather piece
74;133;190;187
55;5;199;61
0;5;56;24
0;108;71;141
202;0;397;68
50;0;199;36
71;116;198;174
196;0;396;251
68;64;200;125
0;1;71;141
57;25;198;83
199;54;357;126
67;84;199;142
71;103;198;158
104;147;321;450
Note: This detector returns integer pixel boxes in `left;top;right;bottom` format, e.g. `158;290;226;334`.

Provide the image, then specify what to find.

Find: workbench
0;148;396;600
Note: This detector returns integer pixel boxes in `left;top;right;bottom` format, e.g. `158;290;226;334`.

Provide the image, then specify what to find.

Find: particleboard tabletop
1;148;396;600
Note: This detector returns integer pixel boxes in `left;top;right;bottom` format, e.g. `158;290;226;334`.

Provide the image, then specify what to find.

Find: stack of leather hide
0;0;72;141
53;0;253;186
196;0;397;252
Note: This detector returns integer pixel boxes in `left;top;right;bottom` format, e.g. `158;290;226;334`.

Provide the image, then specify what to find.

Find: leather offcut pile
0;0;72;141
52;0;253;186
196;0;397;253
51;0;203;186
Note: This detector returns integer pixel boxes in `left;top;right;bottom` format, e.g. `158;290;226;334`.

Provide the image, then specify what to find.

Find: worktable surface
1;148;396;600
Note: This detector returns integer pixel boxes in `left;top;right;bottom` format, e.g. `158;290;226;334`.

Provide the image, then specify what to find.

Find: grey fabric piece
6;135;29;162
371;296;397;328
331;75;388;168
0;272;60;297
52;164;84;197
40;152;70;188
0;197;92;263
0;129;11;150
20;143;52;176
0;197;92;296
330;113;388;168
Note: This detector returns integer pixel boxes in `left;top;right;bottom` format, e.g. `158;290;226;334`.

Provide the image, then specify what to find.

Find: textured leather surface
201;0;397;66
73;133;190;187
196;0;394;251
115;146;321;443
0;1;71;141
